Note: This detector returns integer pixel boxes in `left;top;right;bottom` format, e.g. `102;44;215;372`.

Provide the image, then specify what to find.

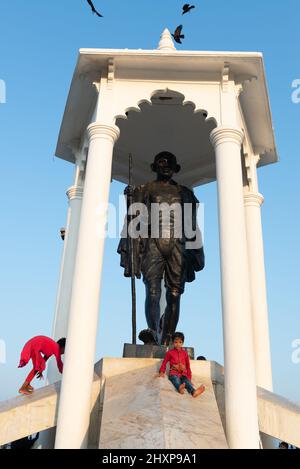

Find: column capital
244;192;264;208
67;186;84;201
210;126;244;148
87;122;120;143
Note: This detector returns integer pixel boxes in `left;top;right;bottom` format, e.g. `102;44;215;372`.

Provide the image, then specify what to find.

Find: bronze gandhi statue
118;152;205;346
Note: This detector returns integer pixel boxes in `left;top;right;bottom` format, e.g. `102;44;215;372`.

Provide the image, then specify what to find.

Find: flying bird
172;25;185;44
86;0;103;17
182;4;195;15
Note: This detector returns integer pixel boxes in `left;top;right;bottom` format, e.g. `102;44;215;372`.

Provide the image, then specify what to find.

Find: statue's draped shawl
117;181;205;283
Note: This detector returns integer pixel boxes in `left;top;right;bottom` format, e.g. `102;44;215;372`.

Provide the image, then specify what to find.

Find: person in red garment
158;332;205;398
18;336;66;395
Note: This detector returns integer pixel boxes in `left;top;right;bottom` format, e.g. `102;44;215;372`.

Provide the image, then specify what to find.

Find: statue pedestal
123;343;195;359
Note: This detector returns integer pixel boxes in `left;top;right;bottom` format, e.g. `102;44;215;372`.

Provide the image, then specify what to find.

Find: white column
48;185;83;384
244;191;275;449
54;122;120;449
36;185;83;449
210;126;260;449
244;192;273;391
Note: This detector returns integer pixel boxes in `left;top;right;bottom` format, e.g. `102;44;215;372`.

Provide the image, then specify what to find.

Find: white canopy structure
49;29;278;449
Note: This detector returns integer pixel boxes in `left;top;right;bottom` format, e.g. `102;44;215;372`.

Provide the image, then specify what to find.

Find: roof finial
157;28;176;51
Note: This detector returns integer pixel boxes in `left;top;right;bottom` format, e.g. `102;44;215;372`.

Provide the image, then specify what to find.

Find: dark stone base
123;344;195;360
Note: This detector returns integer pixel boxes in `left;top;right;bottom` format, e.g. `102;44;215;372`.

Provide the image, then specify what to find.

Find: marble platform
98;359;228;449
1;358;300;448
0;365;102;447
257;387;300;448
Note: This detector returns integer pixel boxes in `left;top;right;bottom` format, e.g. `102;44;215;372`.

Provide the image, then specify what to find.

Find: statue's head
151;151;181;178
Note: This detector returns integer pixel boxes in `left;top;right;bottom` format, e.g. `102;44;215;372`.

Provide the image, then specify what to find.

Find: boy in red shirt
18;336;66;395
158;332;205;398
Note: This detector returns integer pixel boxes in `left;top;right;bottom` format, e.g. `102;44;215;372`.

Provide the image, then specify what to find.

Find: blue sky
0;0;299;404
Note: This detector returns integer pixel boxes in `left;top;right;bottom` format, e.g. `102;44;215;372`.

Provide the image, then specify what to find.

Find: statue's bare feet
179;383;186;394
138;329;158;345
192;384;205;398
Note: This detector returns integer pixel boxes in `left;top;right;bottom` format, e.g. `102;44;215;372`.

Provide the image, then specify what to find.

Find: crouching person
18;336;66;395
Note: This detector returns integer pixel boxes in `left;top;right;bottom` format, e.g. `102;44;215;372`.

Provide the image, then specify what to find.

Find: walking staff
127;154;137;344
